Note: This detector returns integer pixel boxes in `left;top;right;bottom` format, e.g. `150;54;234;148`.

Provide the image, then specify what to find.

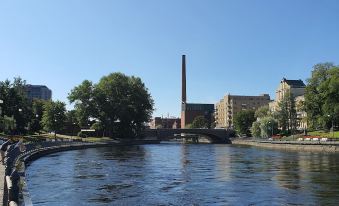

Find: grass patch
81;137;112;142
37;133;112;142
308;131;339;138
1;132;114;143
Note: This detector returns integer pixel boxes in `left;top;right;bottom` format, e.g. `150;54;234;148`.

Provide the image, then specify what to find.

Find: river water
26;143;339;206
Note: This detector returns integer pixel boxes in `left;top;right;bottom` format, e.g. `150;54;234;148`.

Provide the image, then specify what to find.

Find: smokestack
182;55;186;104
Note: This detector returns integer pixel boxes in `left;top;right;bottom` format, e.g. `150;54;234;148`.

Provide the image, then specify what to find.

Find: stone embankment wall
4;139;160;206
232;139;339;152
4;141;109;206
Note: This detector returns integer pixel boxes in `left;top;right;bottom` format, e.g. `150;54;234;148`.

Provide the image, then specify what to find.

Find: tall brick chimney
182;55;186;104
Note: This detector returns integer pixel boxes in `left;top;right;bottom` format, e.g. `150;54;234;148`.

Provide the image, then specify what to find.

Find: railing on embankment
2;139;107;206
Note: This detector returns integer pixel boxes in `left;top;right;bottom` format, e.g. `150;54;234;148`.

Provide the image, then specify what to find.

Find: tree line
0;73;154;139
233;63;338;138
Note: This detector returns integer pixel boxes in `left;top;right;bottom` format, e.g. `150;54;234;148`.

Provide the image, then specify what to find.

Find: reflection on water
26;143;339;206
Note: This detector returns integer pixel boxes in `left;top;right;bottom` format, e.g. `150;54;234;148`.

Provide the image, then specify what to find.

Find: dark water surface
26;143;339;205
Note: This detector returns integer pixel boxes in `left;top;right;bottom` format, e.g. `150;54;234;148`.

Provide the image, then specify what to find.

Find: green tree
251;121;261;137
65;110;78;125
259;117;278;138
190;116;208;128
255;105;270;119
318;66;339;130
68;80;95;127
68;72;154;138
29;99;46;134
305;63;339;130
64;110;79;136
0;115;16;134
276;90;297;134
0;77;32;134
233;110;256;136
41;101;66;138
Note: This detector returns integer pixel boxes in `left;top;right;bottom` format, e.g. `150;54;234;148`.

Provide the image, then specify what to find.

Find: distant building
269;78;307;130
149;117;181;129
181;103;214;128
25;84;52;100
180;55;214;128
295;95;307;130
269;78;305;112
215;94;271;128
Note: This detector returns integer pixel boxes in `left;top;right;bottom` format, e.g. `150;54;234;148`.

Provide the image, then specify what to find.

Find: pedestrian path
0;164;4;206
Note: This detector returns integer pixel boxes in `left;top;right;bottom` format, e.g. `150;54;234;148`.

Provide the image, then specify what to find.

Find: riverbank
232;139;339;152
1;138;160;206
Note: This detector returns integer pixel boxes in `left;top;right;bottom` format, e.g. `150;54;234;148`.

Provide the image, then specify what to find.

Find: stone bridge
143;129;231;144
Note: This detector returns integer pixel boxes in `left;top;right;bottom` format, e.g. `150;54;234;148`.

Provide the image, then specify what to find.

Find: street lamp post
18;108;22;135
71;123;76;141
35;114;40;135
0;100;3;133
268;121;273;138
328;115;334;138
54;119;57;140
0;99;3;116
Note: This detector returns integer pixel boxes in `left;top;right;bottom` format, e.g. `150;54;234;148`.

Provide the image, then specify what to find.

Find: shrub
77;131;88;138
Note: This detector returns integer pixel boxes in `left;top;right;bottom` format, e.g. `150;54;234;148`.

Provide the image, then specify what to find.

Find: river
26;143;339;205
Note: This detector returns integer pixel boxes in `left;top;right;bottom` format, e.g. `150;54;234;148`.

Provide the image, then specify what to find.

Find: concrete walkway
0;164;4;206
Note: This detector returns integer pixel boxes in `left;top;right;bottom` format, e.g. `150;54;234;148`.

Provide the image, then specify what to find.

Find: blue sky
1;0;339;118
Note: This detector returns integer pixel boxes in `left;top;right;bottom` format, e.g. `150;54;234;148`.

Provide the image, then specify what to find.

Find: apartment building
269;78;305;112
25;84;52;100
215;94;271;128
269;78;307;130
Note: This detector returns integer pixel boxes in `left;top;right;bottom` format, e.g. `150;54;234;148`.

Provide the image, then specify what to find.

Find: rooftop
281;78;306;87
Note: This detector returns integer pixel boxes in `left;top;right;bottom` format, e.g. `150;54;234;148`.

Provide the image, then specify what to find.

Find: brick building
180;55;214;128
149;117;181;129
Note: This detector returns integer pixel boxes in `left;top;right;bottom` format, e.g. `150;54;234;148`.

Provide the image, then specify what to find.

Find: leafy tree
259;117;278;138
63;110;80;136
233;110;256;136
251;121;261;137
29;99;46;134
41;101;66;138
91;121;104;137
0;77;32;134
318;66;339;130
305;63;339;130
68;72;154;138
68;80;95;127
190;116;208;128
0;115;16;134
255;105;270;119
276;90;297;134
65;110;78;125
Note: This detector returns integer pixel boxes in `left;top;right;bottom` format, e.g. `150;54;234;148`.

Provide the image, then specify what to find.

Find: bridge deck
144;129;231;143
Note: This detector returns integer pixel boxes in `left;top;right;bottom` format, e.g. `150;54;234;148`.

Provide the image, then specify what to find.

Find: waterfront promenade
232;139;339;152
